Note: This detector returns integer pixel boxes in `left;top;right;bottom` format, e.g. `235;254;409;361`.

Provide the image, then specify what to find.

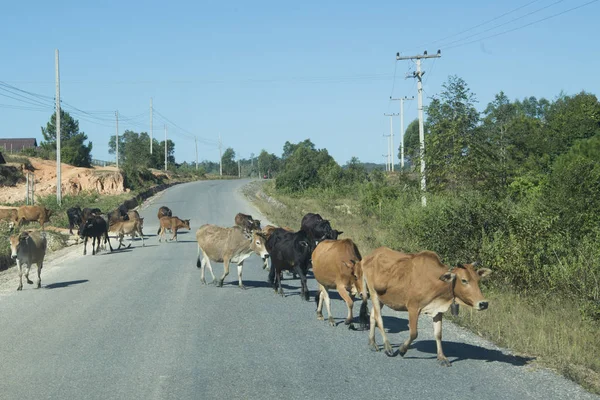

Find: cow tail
314;289;321;308
358;268;370;330
196;245;202;268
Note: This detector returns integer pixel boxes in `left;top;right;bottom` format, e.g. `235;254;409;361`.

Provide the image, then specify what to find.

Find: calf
266;228;314;301
361;248;492;366
15;205;52;230
234;212;262;234
300;213;342;245
107;205;129;226
312;239;368;330
9;231;47;291
157;206;173;234
196;225;269;289
158;216;191;242
109;218;145;249
67;206;83;235
0;208;17;230
78;216;113;255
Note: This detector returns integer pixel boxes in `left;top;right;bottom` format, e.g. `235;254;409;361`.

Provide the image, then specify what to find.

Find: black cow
300;213;342;244
78;216;113;256
66;206;83;235
266;228;313;301
82;207;102;222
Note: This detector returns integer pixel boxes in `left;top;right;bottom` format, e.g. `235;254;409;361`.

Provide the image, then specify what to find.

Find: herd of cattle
4;205;492;366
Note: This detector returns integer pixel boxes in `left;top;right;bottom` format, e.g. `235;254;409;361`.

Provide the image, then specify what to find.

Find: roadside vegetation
247;76;600;393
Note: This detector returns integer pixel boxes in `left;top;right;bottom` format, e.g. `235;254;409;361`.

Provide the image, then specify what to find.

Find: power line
445;0;598;50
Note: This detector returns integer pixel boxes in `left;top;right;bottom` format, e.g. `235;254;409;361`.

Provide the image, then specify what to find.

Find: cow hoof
328;317;335;327
385;349;397;357
17;286;23;291
369;341;379;352
438;358;452;367
200;279;206;285
37;283;41;289
27;279;33;285
347;323;356;330
278;289;284;297
317;312;324;320
398;347;407;357
239;285;246;290
216;280;224;287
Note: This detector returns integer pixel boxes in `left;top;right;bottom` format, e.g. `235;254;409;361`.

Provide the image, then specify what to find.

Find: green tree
424;75;485;191
40;110;93;167
108;131;174;170
282;139;315;161
401;118;420;168
276;141;336;192
257;150;280;178
221;148;237;176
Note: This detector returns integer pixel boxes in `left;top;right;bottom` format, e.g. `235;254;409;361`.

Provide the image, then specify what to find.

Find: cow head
182;219;191;230
78;217;95;238
9;232;30;259
251;231;270;261
440;263;492;311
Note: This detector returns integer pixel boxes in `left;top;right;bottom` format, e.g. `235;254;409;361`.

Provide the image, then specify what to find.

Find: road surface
0;179;596;400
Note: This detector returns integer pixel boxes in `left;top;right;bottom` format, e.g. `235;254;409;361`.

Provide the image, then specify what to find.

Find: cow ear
439;272;456;283
477;268;492;280
19;232;29;241
299;241;309;248
336;230;344;236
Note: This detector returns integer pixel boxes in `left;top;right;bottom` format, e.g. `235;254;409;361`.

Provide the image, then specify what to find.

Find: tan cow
15;206;52;230
109;218;145;249
9;230;47;291
361;247;492;366
312;239;369;330
0;208;18;230
196;224;269;289
158;216;190;242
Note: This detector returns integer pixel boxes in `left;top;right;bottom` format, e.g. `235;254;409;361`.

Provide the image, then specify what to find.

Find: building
0;138;38;153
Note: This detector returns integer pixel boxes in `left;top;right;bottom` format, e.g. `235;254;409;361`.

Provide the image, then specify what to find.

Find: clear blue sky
1;0;598;166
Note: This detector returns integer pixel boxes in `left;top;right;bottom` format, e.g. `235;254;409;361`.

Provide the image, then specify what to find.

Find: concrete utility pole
115;111;119;169
55;49;61;205
397;50;441;206
382;155;389;172
238;158;241;178
218;134;223;176
383;133;391;171
150;97;153;154
164;125;168;171
195;136;198;170
384;113;399;171
391;96;414;169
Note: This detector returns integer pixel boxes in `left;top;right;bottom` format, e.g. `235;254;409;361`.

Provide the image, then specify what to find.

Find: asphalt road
0;179;596;400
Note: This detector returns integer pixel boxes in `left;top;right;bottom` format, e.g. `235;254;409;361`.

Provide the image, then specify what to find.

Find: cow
15;205;52;230
107;205;129;226
266;228;314;301
9;230;47;291
67;206;83;235
234;213;262;234
312;239;369;330
196;224;269;289
156;206;172;234
261;224;294;271
360;247;492;366
300;213;342;245
78;215;113;256
0;208;17;230
109;218;145;249
158;216;190;242
82;207;102;222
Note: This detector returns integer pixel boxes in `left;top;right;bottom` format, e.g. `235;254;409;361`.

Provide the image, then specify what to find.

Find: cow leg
159;227;164;242
237;262;246;290
156;226;161;235
399;308;420;358
203;254;217;285
105;231;114;252
140;229;145;247
263;257;270;271
91;236;97;256
295;267;309;301
433;313;451;367
316;285;325;320
117;233;123;250
217;258;230;287
368;290;393;356
321;286;335;327
16;260;23;291
25;262;33;285
337;284;355;329
275;267;284;296
36;261;43;289
69;223;73;235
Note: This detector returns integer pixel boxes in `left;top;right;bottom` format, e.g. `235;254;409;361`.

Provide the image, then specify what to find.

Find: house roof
0;138;38;151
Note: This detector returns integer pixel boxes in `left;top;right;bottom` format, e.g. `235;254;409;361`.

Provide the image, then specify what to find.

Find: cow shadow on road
44;279;89;290
223;280;297;291
411;340;535;366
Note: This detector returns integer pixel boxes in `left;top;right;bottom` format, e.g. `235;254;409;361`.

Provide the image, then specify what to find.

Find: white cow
9;230;47;291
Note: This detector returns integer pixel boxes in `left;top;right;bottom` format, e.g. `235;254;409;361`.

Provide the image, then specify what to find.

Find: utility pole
384;113;399;171
397;50;441;206
218;134;223;176
195;136;198;170
238;158;241;178
150;97;153;154
391;96;414;169
115;111;119;169
164;125;168;171
55;49;61;205
250;152;254;177
383;132;391;171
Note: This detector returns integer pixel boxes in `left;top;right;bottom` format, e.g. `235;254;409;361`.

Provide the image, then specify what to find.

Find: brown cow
9;230;47;291
196;224;269;289
158;216;190;242
109;218;145;249
0;208;18;230
156;206;172;235
361;248;492;366
15;206;52;230
312;239;369;330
